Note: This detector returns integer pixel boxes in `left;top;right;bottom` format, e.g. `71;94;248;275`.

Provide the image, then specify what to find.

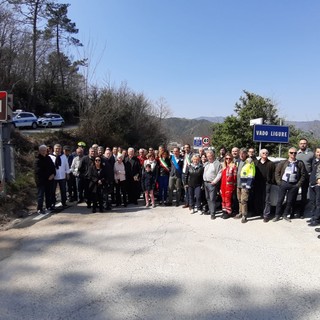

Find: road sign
193;136;202;148
0;91;8;121
250;117;263;126
202;136;210;147
253;124;289;143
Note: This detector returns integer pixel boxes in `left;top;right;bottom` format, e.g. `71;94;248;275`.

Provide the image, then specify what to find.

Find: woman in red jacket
220;153;237;219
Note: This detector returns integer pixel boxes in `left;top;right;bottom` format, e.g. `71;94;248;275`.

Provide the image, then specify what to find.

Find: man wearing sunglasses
273;147;306;222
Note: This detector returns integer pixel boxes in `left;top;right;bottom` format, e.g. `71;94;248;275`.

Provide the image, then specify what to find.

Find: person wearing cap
77;141;87;154
78;141;86;148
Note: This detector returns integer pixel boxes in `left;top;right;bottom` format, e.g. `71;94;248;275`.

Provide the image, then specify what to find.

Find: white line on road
32;213;50;221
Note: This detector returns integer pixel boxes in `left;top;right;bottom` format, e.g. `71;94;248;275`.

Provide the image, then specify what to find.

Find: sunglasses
225;158;231;160
289;152;297;155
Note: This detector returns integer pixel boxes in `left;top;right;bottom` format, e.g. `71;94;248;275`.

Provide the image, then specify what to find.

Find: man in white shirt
49;144;70;208
203;150;222;219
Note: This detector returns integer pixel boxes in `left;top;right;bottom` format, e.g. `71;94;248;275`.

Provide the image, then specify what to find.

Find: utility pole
0;91;8;196
279;119;282;157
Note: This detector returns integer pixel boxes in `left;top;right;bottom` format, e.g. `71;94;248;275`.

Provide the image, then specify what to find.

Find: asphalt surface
1;201;320;320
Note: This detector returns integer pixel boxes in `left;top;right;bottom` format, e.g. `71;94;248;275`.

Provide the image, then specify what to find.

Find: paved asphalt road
19;125;78;135
1;201;320;320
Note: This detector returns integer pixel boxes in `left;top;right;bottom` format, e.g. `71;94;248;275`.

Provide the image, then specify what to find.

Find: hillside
163;116;320;145
286;120;320;137
163;117;214;145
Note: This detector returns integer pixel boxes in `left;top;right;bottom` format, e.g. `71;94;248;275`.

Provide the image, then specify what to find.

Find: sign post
193;137;202;149
0;91;7;121
202;136;210;148
0;91;7;196
0;126;4;196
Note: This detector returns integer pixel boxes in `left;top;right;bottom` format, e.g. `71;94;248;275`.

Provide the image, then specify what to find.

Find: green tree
212;90;302;156
45;2;82;92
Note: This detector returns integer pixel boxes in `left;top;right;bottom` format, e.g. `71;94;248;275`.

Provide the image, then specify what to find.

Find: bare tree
7;0;49;111
45;2;82;92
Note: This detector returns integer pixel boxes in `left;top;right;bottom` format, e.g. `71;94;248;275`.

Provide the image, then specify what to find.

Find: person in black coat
141;164;156;207
78;147;96;207
34;145;56;213
88;156;108;213
125;147;141;204
184;155;204;213
102;148;115;210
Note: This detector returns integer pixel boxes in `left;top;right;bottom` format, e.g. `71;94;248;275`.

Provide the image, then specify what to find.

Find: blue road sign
193;136;202;148
253;124;289;143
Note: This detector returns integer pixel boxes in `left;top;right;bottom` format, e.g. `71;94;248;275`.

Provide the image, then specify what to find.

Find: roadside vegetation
212;91;320;156
1;1;319;227
0;129;78;228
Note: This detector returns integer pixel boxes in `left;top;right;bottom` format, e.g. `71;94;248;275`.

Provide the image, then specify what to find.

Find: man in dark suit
34;145;56;213
167;147;184;206
125;147;141;204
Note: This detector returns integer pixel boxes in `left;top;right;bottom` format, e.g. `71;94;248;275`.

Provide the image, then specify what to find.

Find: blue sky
62;0;320;121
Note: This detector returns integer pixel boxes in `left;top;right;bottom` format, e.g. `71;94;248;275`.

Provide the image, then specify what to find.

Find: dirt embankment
0;129;80;229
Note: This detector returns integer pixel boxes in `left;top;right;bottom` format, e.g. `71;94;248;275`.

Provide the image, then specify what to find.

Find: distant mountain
194;116;225;123
164;117;320;144
285;120;320;131
286;120;320;138
163;117;214;144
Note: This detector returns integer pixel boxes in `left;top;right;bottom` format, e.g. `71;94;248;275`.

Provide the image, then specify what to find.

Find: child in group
141;164;156;208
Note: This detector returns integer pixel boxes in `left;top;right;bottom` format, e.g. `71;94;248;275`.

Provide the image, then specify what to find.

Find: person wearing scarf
157;150;171;205
167;147;183;206
273;147;306;222
49;144;70;208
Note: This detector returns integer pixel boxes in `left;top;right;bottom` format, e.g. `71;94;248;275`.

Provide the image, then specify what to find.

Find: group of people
34;138;320;238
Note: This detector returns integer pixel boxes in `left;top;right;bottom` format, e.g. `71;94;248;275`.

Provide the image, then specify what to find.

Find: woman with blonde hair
220;152;237;219
184;154;204;214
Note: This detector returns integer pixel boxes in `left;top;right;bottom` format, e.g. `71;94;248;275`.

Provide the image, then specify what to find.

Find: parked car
12;111;38;129
37;113;65;127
